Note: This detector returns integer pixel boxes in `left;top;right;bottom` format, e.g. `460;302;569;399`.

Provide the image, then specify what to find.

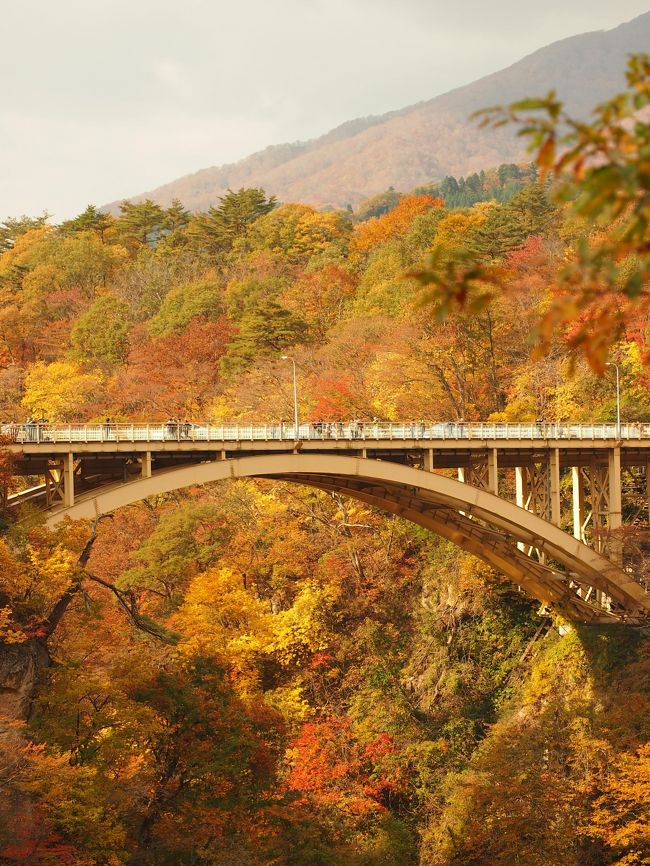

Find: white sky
1;0;649;220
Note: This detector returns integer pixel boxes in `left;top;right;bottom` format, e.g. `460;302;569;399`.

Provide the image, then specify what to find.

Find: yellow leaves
22;360;106;422
587;742;650;864
248;203;350;263
173;566;273;690
28;543;78;600
0;606;28;643
0;531;87;626
270;582;339;666
265;684;313;728
174;560;340;688
0;538;30;600
432;207;488;249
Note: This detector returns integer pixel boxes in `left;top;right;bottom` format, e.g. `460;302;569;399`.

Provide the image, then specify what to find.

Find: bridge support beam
515;466;528;551
572;466;585;541
549;448;561;526
488;449;498;496
63;453;75;508
458;452;497;494
141;452;152;479
608;447;622;531
609;446;623;564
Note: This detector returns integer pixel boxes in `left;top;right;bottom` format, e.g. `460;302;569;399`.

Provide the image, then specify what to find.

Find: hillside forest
0;60;649;865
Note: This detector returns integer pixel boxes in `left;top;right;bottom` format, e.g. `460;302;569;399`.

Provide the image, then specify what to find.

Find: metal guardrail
2;421;649;444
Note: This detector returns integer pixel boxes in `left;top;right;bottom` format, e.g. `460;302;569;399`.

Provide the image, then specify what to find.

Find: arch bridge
4;421;650;626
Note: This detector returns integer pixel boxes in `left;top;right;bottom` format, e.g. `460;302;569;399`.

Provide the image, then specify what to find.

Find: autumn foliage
1;64;650;864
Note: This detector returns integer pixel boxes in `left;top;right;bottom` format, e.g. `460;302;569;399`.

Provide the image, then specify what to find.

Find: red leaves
286;717;397;818
0;811;78;865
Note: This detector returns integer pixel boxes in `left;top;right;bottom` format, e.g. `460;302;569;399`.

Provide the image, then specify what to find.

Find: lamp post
281;355;299;438
606;361;621;437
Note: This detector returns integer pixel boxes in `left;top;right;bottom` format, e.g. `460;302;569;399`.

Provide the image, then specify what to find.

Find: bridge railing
3;421;650;443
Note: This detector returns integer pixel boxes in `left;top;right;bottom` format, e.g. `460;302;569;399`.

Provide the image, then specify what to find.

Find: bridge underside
11;453;649;627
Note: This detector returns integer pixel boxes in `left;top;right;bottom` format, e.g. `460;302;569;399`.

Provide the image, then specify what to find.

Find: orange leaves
286;716;392;818
108;317;232;418
351;195;443;254
587;742;650;865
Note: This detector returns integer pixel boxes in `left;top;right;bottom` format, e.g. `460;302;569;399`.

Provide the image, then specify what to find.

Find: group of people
279;419;430;438
163;418;194;439
22;416;49;441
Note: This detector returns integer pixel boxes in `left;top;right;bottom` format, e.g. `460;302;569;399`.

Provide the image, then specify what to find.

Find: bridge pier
62;453;75;508
140;452;152;478
458;451;498;494
572;467;586;542
549;448;561;526
488;449;498;495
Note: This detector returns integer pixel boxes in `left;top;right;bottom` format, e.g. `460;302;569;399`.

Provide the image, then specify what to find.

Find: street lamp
606;361;621;437
281;355;300;438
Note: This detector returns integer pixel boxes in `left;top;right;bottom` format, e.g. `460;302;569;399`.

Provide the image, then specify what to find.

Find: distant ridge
106;12;650;213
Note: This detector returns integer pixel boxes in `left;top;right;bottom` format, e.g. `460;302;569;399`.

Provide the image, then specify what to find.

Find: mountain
108;12;650;213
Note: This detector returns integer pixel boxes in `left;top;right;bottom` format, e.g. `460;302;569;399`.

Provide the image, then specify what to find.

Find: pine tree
60;205;112;241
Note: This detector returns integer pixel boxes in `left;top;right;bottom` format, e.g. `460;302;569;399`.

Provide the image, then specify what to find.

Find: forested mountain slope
107;12;650;212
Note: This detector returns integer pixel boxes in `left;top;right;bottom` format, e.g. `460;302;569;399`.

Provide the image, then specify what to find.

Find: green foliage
70;294;132;364
0;212;51;251
222;298;310;372
116;198;168;248
355;188;402;222
119;502;228;606
147;278;223;338
353;242;414;315
189;187;277;257
60;204;112;240
415;163;537;209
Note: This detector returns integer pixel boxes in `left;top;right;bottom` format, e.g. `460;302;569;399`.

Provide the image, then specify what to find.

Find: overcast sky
2;0;649;220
